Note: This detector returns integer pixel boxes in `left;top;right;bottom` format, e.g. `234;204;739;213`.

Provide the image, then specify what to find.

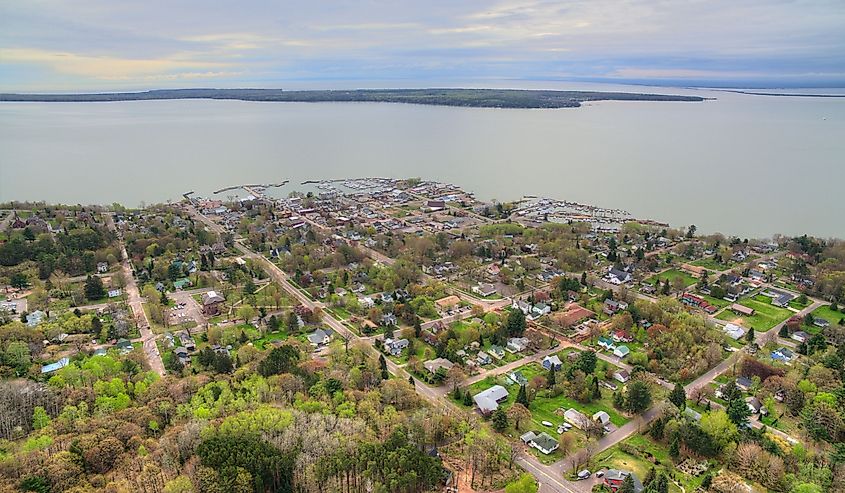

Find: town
1;178;843;493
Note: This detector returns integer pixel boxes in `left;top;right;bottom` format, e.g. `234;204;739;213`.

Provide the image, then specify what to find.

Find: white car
557;425;566;434
541;421;554;427
577;470;591;480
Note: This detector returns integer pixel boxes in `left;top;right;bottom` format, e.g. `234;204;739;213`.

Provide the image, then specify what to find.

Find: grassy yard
252;330;289;349
716;295;792;331
810;304;844;327
691;258;731;272
645;269;698;289
590;435;705;493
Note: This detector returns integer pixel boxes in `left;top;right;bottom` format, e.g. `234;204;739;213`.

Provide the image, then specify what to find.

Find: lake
1;85;843;238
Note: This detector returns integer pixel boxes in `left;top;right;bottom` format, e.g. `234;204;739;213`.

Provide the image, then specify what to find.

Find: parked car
577;470;591;480
542;421;554;427
596;471;605;478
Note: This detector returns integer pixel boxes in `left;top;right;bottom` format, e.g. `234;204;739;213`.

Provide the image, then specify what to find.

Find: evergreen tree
619;475;636;493
491;408;508;431
669;436;680;460
745;326;755;343
516;384;530;407
506;309;527;337
625;381;652;414
547;365;556;388
779;324;789;337
643;467;656;487
84;275;106;300
408;375;415;387
669;382;686;410
463;390;473;407
726;396;751;427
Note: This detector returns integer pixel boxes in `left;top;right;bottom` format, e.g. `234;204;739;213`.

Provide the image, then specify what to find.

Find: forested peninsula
0;88;705;108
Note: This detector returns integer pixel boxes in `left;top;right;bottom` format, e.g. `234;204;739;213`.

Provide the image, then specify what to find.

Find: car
562;422;572;430
596;471;605;478
541;421;554;427
557;425;566;434
577;470;591;480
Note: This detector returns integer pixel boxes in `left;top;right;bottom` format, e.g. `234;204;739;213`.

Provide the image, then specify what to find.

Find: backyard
716;295;792;331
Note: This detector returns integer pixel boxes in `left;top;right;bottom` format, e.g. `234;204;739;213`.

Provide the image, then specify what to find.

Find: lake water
1;84;843;238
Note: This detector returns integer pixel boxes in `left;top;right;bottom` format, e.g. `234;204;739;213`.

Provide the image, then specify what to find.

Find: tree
378;354;389;380
619;475;636;493
548;364;556;388
507;403;532;431
10;272;29;289
236;305;256;323
84;275;105;300
505;473;538;493
258;345;300;377
669;382;686;410
516;384;530;407
574;350;597;375
506;308;527;337
625;381;652;414
726;396;751;427
492;408;508;431
699;409;737;451
32;406;50;430
463;390;473;407
745;326;755;343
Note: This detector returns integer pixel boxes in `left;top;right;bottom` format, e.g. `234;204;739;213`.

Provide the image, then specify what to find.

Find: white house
473;385;509;414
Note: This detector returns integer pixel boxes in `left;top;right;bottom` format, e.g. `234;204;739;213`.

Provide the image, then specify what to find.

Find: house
384;337;409;356
542;355;563;370
173;347;190;365
308;328;332;347
26;310;46;327
684;407;702;421
41;357;70;374
723;323;746;340
108;289;122;298
613;345;631;359
730;304;755;317
746;396;765;414
593;411;611;426
381;313;398;327
598;336;616;351
489;345;506;360
201;291;226;316
423;357;454;374
606;267;632;285
613;370;630;383
473;385;509;414
477;351;492;365
423;200;446;212
771;347;795;362
359;296;375;308
604;470;644;493
115;339;133;355
0;301;18;314
507;337;530;353
173;278;192;290
530;303;550;319
736;376;753;391
508;370;528;386
434;295;461;313
612;330;633;343
603;299;629;315
814;318;831;329
563;408;590;430
179;332;196;351
472;283;498;297
791;331;809;343
520;431;559;455
512;299;532;315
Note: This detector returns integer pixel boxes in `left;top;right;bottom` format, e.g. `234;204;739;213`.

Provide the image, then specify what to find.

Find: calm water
1;85;843;238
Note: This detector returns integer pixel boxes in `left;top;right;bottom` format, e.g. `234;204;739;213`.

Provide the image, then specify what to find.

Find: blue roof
41;357;70;374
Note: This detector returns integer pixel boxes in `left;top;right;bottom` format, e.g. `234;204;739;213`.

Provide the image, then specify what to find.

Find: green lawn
716;295;792;331
645;269;697;288
691;258;731;272
810;305;844;327
591;435;703;493
252;330;289;349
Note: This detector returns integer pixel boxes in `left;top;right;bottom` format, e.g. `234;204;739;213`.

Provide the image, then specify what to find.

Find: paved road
105;214;165;376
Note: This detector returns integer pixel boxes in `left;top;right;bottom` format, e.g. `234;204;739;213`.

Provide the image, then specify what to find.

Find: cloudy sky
1;0;844;91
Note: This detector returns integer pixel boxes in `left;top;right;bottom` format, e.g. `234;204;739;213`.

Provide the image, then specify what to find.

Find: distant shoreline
712;89;845;98
0;88;705;109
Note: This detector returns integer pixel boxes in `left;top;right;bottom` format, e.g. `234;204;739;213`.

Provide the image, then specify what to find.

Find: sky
1;0;844;91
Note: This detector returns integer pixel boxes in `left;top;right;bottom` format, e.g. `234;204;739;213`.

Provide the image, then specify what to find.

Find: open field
645;269;698;288
717;295;792;331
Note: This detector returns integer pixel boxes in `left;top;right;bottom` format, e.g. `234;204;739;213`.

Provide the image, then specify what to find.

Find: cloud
0;47;232;80
1;0;844;89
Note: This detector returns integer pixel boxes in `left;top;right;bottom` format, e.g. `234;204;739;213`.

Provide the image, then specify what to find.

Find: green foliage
505;473;538;493
197;434;294;493
624;381;652;414
32;406;50;430
668;383;685;410
492;408;508;431
258;345;300;377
